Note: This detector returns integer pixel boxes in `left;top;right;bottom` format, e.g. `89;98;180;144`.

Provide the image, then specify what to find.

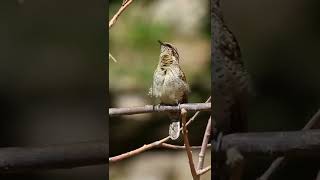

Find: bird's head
158;40;179;61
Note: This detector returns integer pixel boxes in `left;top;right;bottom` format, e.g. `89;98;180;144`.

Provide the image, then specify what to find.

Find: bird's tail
168;112;181;140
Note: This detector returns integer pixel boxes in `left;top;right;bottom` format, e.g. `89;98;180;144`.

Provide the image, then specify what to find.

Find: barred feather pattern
150;41;189;140
212;0;250;134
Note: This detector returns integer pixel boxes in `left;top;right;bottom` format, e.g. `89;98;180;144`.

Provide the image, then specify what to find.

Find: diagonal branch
197;165;211;176
109;0;134;29
109;137;170;163
257;108;320;180
317;170;320;180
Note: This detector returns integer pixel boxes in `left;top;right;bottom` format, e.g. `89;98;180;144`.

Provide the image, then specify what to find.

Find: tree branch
109;137;170;163
317;169;320;180
197;165;211;176
109;103;211;116
220;130;320;158
109;0;134;29
181;108;199;180
0;141;107;173
197;116;212;171
257;108;320;180
161;143;211;150
109;97;211;163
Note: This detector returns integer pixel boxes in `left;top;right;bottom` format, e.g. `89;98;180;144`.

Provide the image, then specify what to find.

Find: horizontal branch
219;129;320;158
161;143;211;150
109;97;211;162
257;108;320;180
109;103;211;116
0;141;107;173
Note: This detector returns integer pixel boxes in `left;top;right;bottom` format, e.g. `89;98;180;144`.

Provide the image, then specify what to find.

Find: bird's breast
153;67;187;104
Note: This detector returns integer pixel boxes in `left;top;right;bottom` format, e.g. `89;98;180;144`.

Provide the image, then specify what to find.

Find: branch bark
197;165;211;176
109;97;211;163
109;103;211;116
257;108;320;180
0;141;107;173
197;116;212;171
181;108;199;180
109;137;170;163
220;130;320;158
109;0;134;29
161;143;211;150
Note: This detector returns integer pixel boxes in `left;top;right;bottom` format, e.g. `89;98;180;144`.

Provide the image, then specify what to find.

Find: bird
212;0;250;137
149;40;190;140
212;0;251;179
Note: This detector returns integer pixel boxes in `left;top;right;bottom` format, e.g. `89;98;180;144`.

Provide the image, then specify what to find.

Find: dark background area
222;0;320;179
0;0;107;179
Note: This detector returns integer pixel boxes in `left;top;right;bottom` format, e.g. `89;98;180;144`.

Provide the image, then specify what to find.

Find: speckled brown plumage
150;40;189;140
212;0;250;135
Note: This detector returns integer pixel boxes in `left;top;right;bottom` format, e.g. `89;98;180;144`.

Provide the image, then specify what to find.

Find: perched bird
212;0;251;179
149;40;190;140
212;0;250;136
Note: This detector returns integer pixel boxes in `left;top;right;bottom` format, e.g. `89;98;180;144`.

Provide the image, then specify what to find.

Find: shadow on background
0;0;107;179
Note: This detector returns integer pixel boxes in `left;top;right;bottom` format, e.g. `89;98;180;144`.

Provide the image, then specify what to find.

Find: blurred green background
222;0;320;179
109;0;211;179
0;0;107;179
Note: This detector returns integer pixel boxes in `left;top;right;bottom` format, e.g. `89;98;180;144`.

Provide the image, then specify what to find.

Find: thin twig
197;165;211;176
304;108;320;129
161;143;211;150
109;103;211;116
109;97;211;163
109;0;134;29
257;108;320;180
109;137;170;163
187;97;211;126
257;157;285;180
316;169;320;180
197;116;212;171
109;53;118;62
181;108;199;180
